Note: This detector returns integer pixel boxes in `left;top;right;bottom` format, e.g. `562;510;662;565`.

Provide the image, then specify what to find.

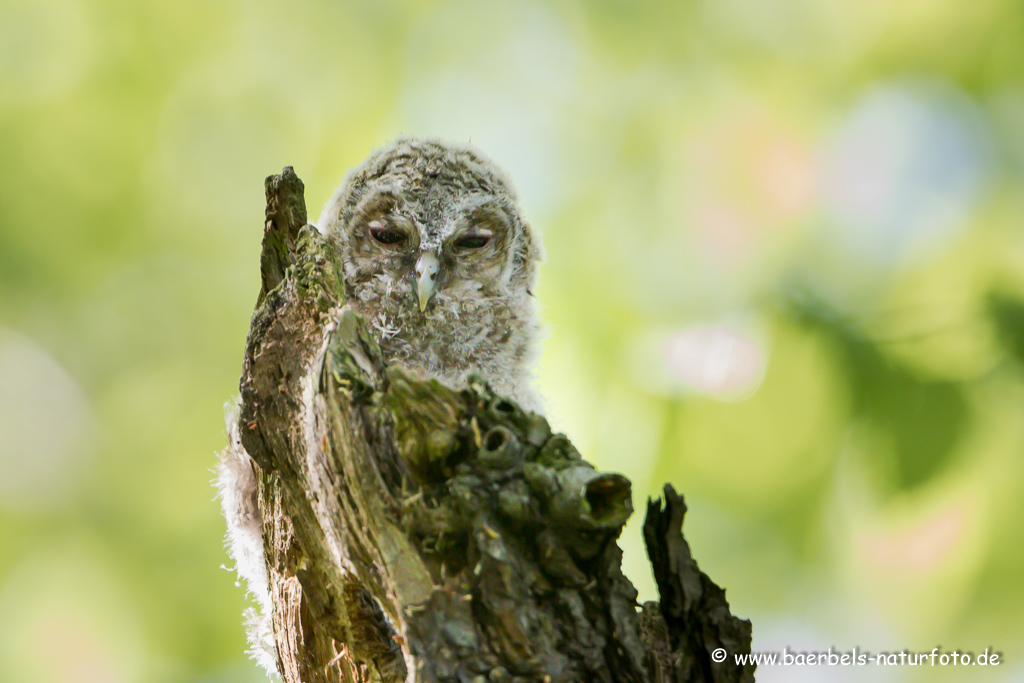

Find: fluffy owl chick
219;141;544;674
316;137;544;412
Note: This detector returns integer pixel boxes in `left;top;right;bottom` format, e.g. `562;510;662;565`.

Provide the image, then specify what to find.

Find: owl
316;137;544;412
219;139;544;675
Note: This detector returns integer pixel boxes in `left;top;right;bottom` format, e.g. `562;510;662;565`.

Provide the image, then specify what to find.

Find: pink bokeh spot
685;109;819;266
859;502;969;575
694;202;753;263
755;136;818;218
35;611;124;683
665;326;765;397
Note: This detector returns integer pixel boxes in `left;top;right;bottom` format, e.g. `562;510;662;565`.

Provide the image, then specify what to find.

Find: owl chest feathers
349;270;539;410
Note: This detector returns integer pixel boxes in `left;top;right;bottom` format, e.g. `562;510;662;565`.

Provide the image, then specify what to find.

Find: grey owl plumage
316;137;544;412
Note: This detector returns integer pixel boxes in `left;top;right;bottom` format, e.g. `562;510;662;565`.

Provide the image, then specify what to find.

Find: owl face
316;138;542;409
345;185;519;312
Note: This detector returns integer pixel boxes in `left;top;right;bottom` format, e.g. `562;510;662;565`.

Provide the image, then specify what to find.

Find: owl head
316;137;543;409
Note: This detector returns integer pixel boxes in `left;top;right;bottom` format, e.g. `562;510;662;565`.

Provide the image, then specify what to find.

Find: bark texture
232;167;755;682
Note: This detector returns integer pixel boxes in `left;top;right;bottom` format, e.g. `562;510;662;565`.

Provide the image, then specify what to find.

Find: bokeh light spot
860;501;968;574
0;330;95;510
666;325;766;400
824;81;992;265
0;545;146;683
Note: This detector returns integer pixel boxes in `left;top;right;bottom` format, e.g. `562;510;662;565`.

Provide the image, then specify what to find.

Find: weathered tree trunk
227;167;755;682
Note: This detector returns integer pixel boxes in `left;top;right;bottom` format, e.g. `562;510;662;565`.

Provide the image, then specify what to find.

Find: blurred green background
3;0;1024;681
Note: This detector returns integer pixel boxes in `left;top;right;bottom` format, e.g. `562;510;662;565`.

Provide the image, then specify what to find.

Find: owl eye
453;233;492;250
368;221;407;246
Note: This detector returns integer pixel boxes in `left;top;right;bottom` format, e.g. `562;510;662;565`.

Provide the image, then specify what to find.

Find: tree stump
218;167;755;683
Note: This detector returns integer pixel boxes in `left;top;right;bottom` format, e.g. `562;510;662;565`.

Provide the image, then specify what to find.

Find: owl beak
415;251;440;312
